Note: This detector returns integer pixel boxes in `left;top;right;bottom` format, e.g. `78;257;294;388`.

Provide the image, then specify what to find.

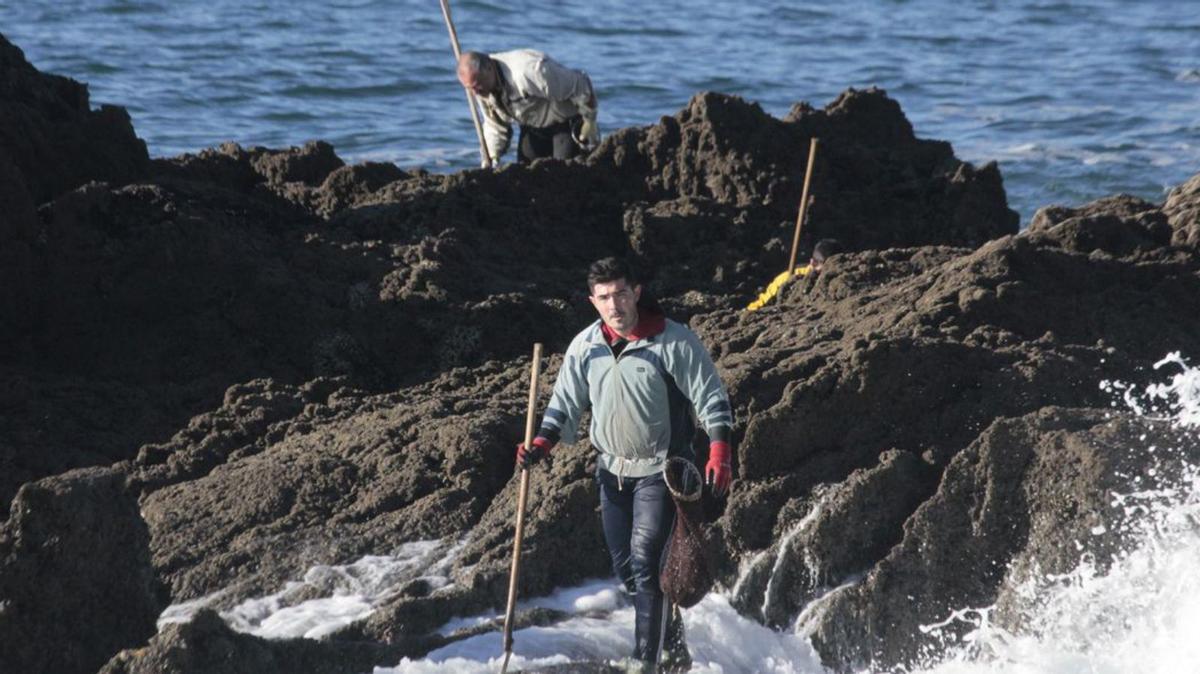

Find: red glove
705;441;732;495
516;436;554;468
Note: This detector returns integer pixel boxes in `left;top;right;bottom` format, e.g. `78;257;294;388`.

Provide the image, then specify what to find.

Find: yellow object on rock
745;264;811;311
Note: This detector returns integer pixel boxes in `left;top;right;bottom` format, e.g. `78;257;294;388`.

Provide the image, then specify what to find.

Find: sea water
155;353;1200;673
3;0;1199;222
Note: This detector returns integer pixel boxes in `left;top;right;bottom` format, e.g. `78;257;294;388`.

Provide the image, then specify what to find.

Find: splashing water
376;587;826;674
159;538;467;639
909;354;1200;674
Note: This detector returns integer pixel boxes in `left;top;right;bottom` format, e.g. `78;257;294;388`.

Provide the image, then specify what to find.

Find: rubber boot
621;658;657;674
633;591;666;670
660;604;692;673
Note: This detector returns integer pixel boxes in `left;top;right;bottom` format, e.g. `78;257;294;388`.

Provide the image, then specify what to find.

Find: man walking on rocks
517;257;734;673
456;49;599;166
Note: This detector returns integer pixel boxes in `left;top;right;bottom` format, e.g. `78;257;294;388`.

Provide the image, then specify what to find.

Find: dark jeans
517;116;582;163
597;467;675;665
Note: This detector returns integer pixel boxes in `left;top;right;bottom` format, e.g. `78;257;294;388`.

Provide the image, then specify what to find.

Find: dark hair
812;238;844;263
587;257;639;291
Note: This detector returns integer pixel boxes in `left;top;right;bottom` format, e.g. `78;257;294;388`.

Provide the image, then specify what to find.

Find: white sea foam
377;590;826;674
157;538;466;639
907;354;1200;674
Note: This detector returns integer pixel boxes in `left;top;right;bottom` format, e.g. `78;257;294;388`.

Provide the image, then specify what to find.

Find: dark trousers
517;116;581;163
598;467;675;665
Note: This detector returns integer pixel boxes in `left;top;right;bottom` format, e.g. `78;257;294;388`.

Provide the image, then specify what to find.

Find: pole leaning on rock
438;0;493;168
500;342;543;674
787;137;820;274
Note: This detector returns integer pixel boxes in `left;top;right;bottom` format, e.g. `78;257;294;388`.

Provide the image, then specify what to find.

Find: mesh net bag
659;457;713;608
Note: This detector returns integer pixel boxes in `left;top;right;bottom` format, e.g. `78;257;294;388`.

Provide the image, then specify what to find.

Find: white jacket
480;49;596;162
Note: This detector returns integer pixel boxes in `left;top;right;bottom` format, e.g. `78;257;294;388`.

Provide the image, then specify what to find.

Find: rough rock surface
698;191;1200;669
0;32;148;385
100;609;416;674
130;363;609;609
1163;172;1200;247
101;605;596;674
808;408;1200;670
1028;193;1173;255
3;32;1200;674
117;183;1200;673
0;467;165;674
0;35;148;205
0;75;1020;515
730;449;936;628
0;152;38;362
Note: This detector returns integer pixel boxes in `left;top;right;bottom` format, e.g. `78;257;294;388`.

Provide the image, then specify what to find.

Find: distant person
456;49;599;166
744;238;845;311
517;257;734;673
810;238;843;272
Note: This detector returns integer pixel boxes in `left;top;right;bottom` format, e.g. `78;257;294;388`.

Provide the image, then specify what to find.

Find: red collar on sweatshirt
600;308;666;345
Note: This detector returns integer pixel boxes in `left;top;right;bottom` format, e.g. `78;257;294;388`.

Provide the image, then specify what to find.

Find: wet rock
693;192;1200;656
100;609;425;674
0;466;165;674
806;408;1200;671
731;449;936;628
444;606;571;641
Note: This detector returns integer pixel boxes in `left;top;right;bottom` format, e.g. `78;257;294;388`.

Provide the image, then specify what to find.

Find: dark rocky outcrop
1163;172;1200;248
0;73;1018;516
129;364;608;607
1028;194;1173;256
699;189;1200;668
100;609;420;674
100;603;585;674
3;31;1199;674
0;467;165;674
121;179;1200;672
0;31;148;380
0;153;38;362
0;34;147;204
730;449;936;628
807;408;1200;670
589;89;1018;253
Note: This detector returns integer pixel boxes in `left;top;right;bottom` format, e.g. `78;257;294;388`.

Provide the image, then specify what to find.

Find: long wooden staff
786;137;820;273
500;343;543;674
438;0;493;168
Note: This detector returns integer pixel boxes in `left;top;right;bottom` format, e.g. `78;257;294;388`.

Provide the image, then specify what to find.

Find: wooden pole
786;137;820;273
438;0;493;168
500;343;543;673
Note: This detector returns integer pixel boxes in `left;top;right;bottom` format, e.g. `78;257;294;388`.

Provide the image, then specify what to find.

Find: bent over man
517;257;733;673
457;49;599;166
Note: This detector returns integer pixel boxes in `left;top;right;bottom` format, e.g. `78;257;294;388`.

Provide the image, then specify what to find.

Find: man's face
589;279;641;336
457;61;496;96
